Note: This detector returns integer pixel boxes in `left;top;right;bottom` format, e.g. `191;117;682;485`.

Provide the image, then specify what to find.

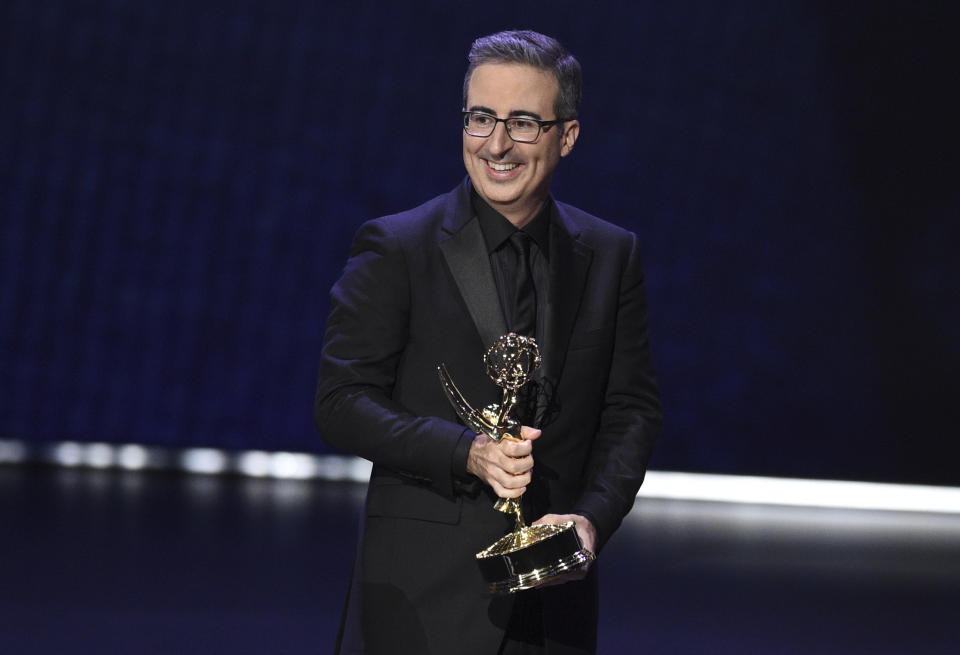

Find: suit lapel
438;182;507;350
540;205;592;407
437;183;593;426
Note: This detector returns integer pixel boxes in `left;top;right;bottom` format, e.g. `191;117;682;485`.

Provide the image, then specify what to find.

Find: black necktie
509;231;536;338
508;231;539;426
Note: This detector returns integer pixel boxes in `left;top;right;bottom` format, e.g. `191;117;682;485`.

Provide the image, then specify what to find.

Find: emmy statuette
438;333;595;594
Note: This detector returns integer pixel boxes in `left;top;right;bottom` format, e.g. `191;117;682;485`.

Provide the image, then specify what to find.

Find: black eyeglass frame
461;110;571;143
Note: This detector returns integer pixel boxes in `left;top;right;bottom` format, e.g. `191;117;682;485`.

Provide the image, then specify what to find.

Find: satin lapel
439;214;507;351
540;208;592;401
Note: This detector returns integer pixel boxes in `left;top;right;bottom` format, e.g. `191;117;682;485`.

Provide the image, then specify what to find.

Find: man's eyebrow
466;105;544;120
467;105;497;115
508;109;543;120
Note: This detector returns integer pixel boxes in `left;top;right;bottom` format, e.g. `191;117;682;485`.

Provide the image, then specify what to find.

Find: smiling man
461;62;579;226
315;30;662;655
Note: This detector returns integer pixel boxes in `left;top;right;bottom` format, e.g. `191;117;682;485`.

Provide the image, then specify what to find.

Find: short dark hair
463;30;582;120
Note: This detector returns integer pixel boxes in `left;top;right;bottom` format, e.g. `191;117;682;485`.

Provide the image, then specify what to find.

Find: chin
482;188;522;207
480;175;524;195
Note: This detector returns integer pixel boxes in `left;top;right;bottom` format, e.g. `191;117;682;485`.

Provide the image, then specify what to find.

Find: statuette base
476;521;595;594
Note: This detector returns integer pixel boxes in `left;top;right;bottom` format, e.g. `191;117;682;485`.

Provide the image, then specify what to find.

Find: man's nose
487;120;513;156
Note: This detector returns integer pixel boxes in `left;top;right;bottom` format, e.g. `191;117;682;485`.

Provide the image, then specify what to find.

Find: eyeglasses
462;111;568;143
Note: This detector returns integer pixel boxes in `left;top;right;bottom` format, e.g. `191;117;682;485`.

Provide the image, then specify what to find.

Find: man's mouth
484;160;520;172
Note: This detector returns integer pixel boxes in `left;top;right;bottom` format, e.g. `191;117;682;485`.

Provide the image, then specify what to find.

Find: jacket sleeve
314;217;471;499
571;231;663;550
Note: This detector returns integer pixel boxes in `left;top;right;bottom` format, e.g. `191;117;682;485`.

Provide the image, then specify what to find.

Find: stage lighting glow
238;451;272;477
0;440;28;463
117;444;149;470
316;455;346;480
347;457;373;482
639;471;960;514
3;438;958;515
271;452;317;479
52;442;84;466
181;448;228;474
84;443;115;468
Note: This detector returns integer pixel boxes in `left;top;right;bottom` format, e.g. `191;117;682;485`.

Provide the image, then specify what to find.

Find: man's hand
466;426;541;498
532;513;597;555
530;513;597;585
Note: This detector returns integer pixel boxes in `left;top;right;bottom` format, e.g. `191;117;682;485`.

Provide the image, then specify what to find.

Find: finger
532;565;590;588
520;426;542;441
531;513;560;526
500;439;533;458
492;479;526;498
497;469;531;490
503;448;531;463
503;454;533;475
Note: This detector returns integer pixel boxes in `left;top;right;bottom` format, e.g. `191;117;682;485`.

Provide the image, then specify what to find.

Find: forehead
465;63;559;115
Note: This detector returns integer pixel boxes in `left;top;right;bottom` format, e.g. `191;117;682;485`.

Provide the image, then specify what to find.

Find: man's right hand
465;426;541;498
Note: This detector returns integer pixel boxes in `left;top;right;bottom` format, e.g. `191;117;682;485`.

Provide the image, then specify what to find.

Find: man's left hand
530;513;597;583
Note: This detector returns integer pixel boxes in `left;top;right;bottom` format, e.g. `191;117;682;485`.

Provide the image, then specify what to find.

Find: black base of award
475;521;594;594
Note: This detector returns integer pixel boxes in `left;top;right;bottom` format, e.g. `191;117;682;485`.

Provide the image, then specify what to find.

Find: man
315;30;661;655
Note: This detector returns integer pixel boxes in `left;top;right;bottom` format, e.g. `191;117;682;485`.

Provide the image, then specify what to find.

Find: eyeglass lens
464;113;541;143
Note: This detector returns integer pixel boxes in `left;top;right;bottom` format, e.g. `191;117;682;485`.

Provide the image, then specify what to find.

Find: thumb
531;513;559;526
520;426;542;441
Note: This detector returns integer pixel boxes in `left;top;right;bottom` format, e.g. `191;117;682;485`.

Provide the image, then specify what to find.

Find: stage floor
2;465;958;654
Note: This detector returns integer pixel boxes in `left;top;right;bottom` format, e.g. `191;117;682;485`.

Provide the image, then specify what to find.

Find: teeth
487;161;519;171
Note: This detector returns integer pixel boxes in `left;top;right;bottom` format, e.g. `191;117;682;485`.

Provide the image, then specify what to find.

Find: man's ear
560;120;580;157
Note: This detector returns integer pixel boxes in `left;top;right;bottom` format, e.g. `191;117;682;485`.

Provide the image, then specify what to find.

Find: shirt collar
471;190;552;256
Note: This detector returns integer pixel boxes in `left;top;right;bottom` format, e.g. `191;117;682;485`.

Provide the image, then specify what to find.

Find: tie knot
510;231;533;258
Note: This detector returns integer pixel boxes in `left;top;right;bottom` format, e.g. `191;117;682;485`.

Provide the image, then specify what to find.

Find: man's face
463;63;579;223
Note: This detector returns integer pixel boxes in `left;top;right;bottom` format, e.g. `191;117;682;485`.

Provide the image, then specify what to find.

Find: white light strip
117;444;150;470
2;439;958;514
84;442;115;468
181;448;228;474
639;471;960;514
0;439;28;463
316;454;372;482
52;441;84;466
237;450;273;477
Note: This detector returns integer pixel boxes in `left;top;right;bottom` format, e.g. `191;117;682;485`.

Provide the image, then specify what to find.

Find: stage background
1;0;957;485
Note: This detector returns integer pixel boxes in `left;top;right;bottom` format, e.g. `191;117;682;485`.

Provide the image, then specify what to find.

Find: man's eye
472;114;494;127
510;119;537;131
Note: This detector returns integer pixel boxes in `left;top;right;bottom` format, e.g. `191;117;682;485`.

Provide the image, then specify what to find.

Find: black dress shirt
471;190;551;346
450;192;554;487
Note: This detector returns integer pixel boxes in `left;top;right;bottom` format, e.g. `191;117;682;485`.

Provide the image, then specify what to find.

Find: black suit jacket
315;179;661;655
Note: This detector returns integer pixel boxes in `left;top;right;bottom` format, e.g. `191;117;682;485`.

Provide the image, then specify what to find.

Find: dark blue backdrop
1;1;957;484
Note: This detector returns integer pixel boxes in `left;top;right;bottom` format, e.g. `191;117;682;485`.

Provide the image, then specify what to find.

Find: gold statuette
438;333;594;594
